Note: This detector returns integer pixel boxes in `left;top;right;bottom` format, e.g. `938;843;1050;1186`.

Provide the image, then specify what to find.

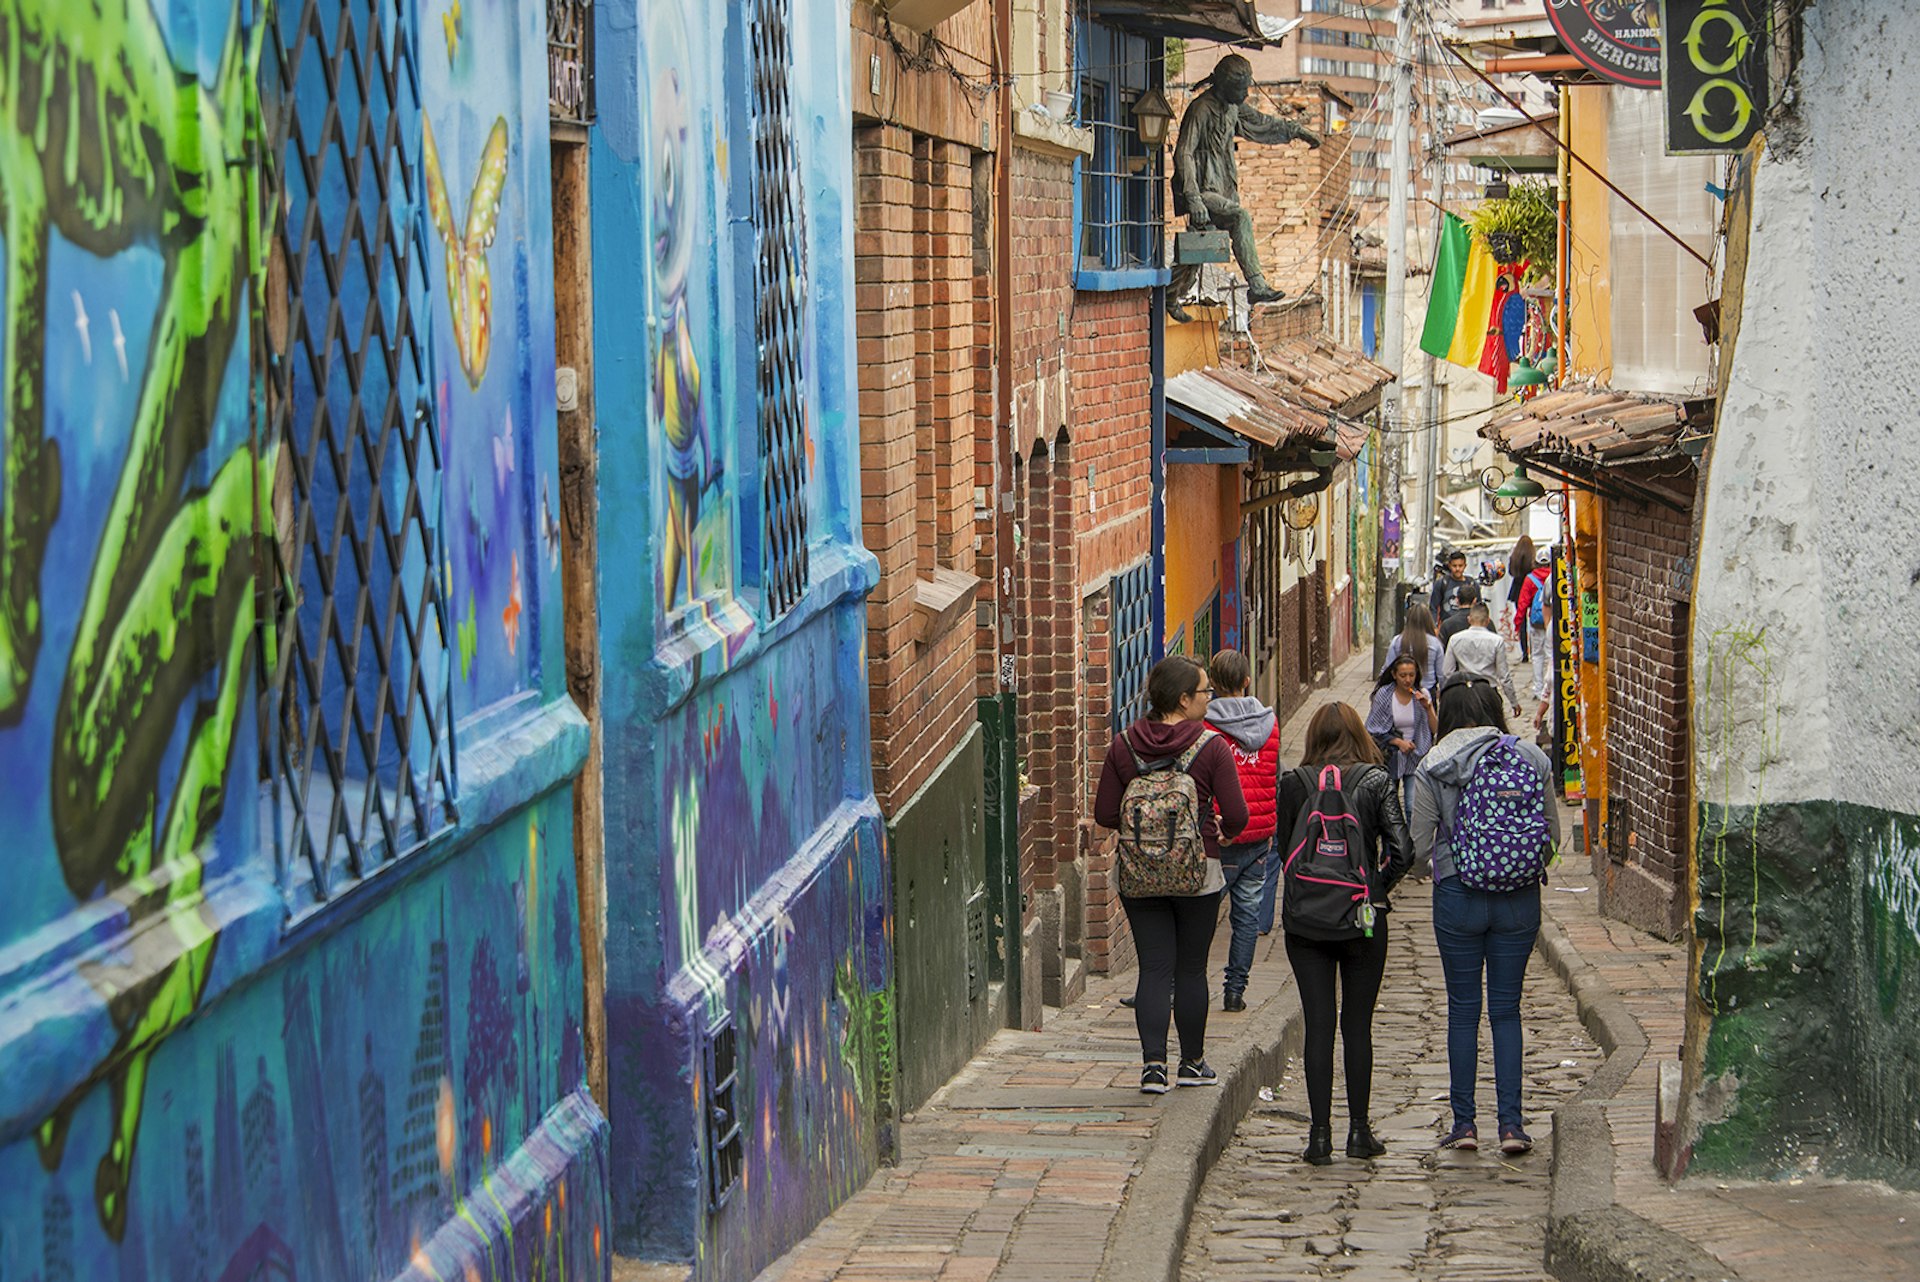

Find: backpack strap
1318;764;1343;792
1173;729;1217;773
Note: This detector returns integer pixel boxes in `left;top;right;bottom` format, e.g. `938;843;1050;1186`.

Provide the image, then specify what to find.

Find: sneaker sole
1140;1082;1170;1095
1176;1077;1221;1087
1442;1137;1478;1151
1500;1141;1531;1155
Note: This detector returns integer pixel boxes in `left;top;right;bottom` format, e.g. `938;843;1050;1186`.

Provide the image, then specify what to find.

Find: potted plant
1470;178;1557;283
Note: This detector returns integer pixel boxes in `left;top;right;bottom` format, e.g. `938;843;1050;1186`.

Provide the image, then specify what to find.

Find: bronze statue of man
1170;54;1321;320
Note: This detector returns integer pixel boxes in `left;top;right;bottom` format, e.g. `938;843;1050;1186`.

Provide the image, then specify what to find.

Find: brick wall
1069;291;1154;587
1080;583;1137;976
1597;466;1697;939
856;123;982;814
1009;149;1074;449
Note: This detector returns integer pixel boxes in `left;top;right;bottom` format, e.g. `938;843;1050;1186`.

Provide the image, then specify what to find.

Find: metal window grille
703;1016;744;1209
1110;560;1153;733
256;0;456;910
1078;80;1163;273
749;0;811;618
547;0;595;125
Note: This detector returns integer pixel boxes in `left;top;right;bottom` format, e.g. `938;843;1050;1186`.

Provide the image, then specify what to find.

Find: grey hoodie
1410;727;1561;884
1205;695;1276;753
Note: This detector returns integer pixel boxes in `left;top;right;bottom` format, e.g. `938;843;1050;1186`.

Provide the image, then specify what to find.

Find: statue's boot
1248;280;1287;305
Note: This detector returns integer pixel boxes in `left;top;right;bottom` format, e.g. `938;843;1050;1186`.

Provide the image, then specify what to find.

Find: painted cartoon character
424;114;509;388
2;0;266;1241
651;49;721;617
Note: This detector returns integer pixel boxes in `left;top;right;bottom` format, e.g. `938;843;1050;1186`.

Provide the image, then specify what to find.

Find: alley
1181;892;1602;1282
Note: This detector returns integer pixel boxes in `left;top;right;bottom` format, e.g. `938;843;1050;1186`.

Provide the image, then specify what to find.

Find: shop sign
1660;0;1768;154
1545;0;1663;89
1550;544;1585;799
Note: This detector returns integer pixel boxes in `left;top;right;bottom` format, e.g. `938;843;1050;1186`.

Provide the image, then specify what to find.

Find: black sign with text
1660;0;1768;154
1545;0;1664;89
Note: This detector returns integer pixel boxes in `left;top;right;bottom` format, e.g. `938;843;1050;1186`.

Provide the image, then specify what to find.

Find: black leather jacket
1277;762;1415;914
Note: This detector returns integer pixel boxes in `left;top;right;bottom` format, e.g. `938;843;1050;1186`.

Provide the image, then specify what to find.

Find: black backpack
1281;764;1376;940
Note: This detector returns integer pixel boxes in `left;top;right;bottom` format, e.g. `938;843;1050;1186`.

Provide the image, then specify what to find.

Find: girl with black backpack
1094;657;1249;1094
1276;702;1413;1164
1411;675;1562;1156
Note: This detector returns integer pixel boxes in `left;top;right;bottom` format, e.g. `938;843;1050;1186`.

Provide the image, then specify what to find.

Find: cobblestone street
1181;889;1602;1281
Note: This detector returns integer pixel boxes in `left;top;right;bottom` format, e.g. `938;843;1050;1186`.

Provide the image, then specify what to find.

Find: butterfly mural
424;114;509;388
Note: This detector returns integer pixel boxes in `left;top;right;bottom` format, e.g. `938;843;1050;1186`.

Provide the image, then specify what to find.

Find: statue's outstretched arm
1236;103;1322;149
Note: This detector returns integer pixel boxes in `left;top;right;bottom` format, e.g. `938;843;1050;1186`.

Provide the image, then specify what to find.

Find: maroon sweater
1094;718;1250;858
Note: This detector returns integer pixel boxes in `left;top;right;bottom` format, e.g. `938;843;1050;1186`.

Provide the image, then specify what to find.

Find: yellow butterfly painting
424;114;509;388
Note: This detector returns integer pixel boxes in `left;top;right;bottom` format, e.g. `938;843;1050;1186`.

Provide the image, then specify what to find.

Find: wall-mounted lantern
1132;87;1175;148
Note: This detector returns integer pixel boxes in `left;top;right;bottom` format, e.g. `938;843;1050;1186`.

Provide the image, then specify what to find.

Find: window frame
1072;16;1170;291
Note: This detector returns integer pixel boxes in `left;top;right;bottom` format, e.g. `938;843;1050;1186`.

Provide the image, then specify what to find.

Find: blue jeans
1219;840;1270;995
1431;875;1541;1130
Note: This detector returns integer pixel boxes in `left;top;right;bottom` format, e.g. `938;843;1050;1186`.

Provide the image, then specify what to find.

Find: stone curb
1535;906;1741;1282
1096;988;1304;1282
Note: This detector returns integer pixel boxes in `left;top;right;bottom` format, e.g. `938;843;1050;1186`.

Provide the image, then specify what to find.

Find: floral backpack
1115;732;1218;897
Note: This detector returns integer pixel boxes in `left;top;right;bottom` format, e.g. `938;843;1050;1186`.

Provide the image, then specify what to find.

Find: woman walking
1277;703;1413;1164
1095;657;1249;1094
1367;654;1437;820
1411;675;1561;1155
1383;601;1444;696
1506;536;1536;660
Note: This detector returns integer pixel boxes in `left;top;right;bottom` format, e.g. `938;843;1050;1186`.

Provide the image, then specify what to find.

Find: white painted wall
1693;0;1920;816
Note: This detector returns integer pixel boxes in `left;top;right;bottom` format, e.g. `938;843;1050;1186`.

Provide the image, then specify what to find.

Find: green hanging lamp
1495;463;1547;500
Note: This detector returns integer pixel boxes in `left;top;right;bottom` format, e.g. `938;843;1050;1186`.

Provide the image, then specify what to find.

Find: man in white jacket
1441;604;1521;713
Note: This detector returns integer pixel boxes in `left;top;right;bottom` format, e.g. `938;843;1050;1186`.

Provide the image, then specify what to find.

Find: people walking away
1506;536;1536;660
1095;657;1249;1094
1367;654;1436;824
1442;603;1522;713
1429;548;1470;619
1514;547;1554;712
1383;601;1443;697
1203;650;1280;1013
1412;675;1561;1156
1438;580;1479;649
1276;704;1413;1164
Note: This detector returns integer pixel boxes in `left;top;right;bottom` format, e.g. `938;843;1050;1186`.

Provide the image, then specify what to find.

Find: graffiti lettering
1868;819;1920;949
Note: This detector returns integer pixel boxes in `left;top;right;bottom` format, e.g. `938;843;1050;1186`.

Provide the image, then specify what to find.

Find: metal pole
1373;0;1417;671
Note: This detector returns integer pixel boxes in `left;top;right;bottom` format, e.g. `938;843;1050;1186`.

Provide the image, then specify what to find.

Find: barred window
1110;560;1153;733
749;0;811;619
1077;21;1162;276
256;0;456;911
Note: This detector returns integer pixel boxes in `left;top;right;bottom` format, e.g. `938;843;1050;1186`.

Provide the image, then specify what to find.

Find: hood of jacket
1125;717;1210;760
1205;696;1276;751
1421;726;1502;786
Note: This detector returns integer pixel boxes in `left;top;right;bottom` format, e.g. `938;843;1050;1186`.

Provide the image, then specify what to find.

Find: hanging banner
1660;0;1768;154
1550;543;1585;799
1545;0;1663;88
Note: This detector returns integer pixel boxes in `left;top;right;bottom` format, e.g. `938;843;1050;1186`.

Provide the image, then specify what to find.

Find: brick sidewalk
1544;831;1920;1280
752;655;1380;1282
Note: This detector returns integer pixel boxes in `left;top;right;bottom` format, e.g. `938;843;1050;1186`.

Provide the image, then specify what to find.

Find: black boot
1346;1122;1386;1159
1303;1124;1334;1166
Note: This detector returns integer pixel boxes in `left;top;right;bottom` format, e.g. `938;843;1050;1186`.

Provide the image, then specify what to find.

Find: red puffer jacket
1211;721;1282;844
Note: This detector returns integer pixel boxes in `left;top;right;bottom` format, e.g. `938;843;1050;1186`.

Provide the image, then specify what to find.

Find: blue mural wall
0;0;609;1277
591;0;891;1276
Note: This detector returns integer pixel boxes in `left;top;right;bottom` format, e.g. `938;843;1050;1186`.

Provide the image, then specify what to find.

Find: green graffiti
833;955;894;1113
1699;624;1778;1013
2;0;267;1241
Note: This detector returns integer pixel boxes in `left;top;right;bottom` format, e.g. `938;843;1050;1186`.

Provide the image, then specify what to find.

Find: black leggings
1123;891;1222;1064
1284;923;1390;1128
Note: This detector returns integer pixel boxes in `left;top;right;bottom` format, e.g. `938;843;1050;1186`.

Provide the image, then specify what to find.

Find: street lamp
1495;464;1546;500
1133;87;1175;148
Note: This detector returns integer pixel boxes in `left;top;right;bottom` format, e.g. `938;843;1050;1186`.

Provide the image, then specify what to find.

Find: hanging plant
1469;178;1556;284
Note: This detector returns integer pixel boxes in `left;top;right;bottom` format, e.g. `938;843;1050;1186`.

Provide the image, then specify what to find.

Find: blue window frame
1075;16;1169;290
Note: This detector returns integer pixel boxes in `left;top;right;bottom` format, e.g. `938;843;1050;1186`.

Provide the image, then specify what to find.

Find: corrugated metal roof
1167;366;1334;452
1481;384;1705;464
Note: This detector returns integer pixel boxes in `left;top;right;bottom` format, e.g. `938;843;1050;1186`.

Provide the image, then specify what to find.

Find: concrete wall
1683;0;1920;1186
592;0;891;1275
0;1;607;1276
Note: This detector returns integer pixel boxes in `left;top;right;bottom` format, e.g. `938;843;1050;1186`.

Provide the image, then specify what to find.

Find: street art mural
648;0;737;641
0;0;607;1276
594;0;890;1276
